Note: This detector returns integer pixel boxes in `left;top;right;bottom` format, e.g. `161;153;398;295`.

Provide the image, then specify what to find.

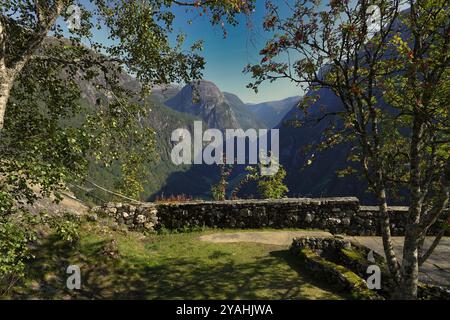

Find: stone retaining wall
94;197;445;236
290;236;450;300
290;237;384;299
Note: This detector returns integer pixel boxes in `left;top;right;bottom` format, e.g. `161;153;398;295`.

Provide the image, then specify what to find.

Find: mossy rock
341;248;367;263
297;248;383;300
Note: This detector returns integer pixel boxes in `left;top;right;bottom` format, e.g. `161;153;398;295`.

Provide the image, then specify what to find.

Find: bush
257;166;289;199
0;218;36;296
44;212;81;244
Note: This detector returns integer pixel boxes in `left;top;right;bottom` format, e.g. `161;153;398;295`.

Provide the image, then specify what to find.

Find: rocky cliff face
165;80;263;130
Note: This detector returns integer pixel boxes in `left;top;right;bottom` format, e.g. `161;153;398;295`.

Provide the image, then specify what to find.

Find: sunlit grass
9;220;349;300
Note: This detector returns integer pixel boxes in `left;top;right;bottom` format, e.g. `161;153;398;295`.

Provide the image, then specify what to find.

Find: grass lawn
9;220;349;300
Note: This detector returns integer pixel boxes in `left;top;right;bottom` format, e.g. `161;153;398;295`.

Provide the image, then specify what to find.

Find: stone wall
94;197;446;236
290;237;384;300
290;236;450;300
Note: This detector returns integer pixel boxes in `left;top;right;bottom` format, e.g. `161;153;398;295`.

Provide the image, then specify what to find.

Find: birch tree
0;0;254;130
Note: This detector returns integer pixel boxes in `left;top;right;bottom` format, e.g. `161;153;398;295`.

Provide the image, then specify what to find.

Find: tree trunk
0;3;64;131
394;228;420;299
377;185;401;283
0;16;7;131
0;67;14;130
419;229;444;266
393;118;425;300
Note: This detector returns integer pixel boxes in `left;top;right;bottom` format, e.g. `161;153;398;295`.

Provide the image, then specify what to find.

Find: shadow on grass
12;236;348;300
99;251;345;300
269;250;352;299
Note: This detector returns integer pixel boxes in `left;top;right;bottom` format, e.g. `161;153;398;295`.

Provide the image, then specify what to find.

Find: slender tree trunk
419;229;444;266
0;3;64;131
0;59;29;131
377;183;401;283
395;228;420;299
0;67;15;130
0;16;8;131
393;119;424;300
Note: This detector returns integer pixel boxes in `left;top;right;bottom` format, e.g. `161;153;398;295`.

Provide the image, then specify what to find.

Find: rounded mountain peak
190;80;225;105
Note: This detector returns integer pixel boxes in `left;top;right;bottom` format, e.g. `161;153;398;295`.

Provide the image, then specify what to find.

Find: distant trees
211;162;233;201
247;0;449;299
256;166;289;199
237;159;289;199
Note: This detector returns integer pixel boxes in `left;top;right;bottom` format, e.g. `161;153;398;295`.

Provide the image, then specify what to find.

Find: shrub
0;218;36;296
155;194;193;203
44;212;81;244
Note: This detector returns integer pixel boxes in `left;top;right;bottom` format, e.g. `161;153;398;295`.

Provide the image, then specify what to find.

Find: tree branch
419;228;445;266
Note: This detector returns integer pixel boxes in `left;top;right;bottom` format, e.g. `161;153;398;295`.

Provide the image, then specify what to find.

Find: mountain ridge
165;80;265;130
247;96;301;128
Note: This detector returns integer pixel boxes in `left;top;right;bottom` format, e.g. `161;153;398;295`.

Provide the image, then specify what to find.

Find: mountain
273;11;418;204
71;67;376;202
150;84;183;104
248;96;300;128
65;66;211;202
62;37;369;202
276;88;368;199
165;80;264;130
74;71;280;201
222;92;267;130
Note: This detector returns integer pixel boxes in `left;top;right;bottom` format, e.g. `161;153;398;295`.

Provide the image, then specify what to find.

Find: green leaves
232;161;289;200
0;0;257;295
256;166;289;199
44;212;81;244
0;216;36;295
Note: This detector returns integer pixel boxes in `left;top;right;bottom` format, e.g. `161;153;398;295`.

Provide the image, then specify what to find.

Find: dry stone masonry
94;197;445;236
290;236;450;300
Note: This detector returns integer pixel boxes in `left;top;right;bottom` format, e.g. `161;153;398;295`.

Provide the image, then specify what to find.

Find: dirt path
200;231;450;287
199;230;333;245
347;236;450;287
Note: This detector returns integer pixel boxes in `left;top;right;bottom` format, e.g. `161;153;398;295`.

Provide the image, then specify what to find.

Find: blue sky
168;0;303;103
73;0;303;103
60;0;410;103
167;0;409;103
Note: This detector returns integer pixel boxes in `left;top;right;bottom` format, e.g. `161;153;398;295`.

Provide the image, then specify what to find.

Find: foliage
42;212;81;244
154;193;193;203
211;162;233;201
0;0;254;296
232;159;289;199
0;215;37;296
0;209;84;296
0;0;256;203
256;166;289;199
246;0;449;299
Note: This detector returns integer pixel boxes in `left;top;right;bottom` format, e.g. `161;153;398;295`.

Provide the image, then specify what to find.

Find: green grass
9;221;349;300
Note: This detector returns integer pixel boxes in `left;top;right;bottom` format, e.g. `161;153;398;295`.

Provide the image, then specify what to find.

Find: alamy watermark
66;5;81;31
171;121;279;176
366;5;382;39
66;265;81;290
366;250;381;290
